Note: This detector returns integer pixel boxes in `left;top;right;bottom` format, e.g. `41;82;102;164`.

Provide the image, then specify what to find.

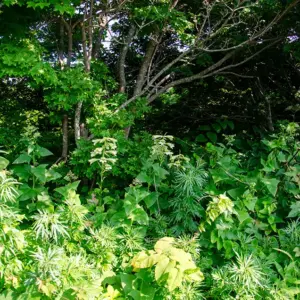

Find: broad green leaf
46;169;62;182
207;132;217;143
212;123;222;133
227;187;245;200
31;164;48;183
12;164;31;181
120;273;135;295
226;120;234;130
55;180;80;197
13;153;31;164
195;134;207;142
0;156;9;171
261;178;280;197
139;284;156;300
152;163;169;179
144;192;159;208
199;125;211;131
136;172;152;184
288;201;300;218
236;209;251;223
129;207;149;225
36;146;53;157
18;185;39;201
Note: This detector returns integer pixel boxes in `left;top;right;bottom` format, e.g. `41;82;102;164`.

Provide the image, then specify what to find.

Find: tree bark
124;30;159;138
266;96;274;132
61;114;69;160
75;101;83;143
118;24;136;93
75;1;93;144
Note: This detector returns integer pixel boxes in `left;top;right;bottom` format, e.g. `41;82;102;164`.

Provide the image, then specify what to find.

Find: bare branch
218;72;254;78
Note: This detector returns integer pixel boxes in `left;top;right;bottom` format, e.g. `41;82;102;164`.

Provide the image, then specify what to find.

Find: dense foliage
0;0;300;299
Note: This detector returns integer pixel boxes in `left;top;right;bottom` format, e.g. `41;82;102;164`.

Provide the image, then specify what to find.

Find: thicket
0;0;300;299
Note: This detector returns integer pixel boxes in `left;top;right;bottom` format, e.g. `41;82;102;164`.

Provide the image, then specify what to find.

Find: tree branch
117;24;136;93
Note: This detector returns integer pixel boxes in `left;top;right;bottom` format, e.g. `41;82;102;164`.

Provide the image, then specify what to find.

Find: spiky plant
0;171;20;203
173;163;208;198
229;253;266;291
32;210;69;242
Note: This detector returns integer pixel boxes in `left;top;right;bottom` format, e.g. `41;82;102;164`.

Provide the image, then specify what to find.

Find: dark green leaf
207;132;217;143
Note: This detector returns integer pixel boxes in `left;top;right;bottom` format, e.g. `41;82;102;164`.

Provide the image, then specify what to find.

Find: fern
173;163;208;197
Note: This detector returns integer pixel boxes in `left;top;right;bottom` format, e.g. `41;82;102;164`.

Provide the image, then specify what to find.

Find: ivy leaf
261;178;280;197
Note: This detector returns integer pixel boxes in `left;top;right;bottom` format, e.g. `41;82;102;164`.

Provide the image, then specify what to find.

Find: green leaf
18;185;39;201
195;134;208;143
199;125;211;131
144;192;159;208
236;209;251;223
288;201;300;218
136;172;152;184
261;178;280;197
120;273;135;295
226;120;234;130
46;169;62;182
129;207;149;225
227;187;245;200
0;156;9;171
207;132;217;143
152;163;169;179
36;146;53;157
12;165;31;181
31;164;48;183
55;181;80;198
13;153;31;164
212;123;222;133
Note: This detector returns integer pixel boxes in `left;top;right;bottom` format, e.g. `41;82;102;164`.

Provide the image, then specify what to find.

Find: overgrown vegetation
0;0;300;299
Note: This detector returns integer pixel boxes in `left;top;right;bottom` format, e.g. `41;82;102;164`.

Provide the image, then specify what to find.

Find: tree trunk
124;31;159;138
61;114;68;160
75;101;83;144
266;97;274;132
